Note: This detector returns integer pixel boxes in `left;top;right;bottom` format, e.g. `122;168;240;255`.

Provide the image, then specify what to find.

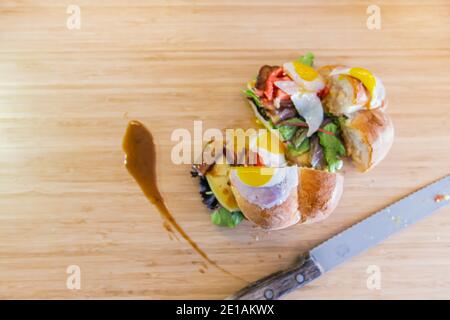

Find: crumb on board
434;194;450;203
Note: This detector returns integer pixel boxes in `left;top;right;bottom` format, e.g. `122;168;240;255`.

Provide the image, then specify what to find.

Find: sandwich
191;53;393;230
191;128;344;230
244;53;394;172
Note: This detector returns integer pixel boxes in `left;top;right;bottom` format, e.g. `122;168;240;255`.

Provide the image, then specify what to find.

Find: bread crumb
434;194;450;203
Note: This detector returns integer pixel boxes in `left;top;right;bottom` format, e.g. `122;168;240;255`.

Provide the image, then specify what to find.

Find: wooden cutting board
0;0;449;299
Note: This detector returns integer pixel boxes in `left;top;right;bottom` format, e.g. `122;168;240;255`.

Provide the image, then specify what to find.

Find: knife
228;174;450;300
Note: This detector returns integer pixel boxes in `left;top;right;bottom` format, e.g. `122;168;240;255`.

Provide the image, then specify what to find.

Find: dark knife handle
228;254;322;300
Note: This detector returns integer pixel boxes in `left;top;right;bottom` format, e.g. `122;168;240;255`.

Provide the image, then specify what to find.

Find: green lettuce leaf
243;89;272;125
318;123;346;172
211;208;244;228
292;129;307;148
243;89;264;109
275;118;306;141
287;137;310;156
277;126;297;141
297;52;315;67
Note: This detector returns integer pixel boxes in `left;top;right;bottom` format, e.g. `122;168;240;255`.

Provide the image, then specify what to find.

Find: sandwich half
192;128;344;230
229;166;343;229
244;53;393;173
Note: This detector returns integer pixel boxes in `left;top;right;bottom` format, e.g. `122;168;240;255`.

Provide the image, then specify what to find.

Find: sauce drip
122;120;246;282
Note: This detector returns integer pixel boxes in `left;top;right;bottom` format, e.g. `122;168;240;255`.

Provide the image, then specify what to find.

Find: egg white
283;62;325;92
230;166;298;209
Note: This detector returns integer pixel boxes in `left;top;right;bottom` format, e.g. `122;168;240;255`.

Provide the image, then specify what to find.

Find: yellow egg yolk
349;67;376;95
293;61;319;81
234;167;275;187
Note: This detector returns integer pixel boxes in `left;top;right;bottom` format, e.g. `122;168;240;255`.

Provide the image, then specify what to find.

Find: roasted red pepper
263;67;284;101
317;85;330;99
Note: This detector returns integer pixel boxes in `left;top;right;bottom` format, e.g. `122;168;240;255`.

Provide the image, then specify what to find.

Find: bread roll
230;167;344;229
341;109;394;172
320;71;370;115
297;167;344;224
231;186;301;230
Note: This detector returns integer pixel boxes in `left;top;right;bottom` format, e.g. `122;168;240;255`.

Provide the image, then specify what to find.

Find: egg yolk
349;67;376;95
235;167;275;187
293;61;319;81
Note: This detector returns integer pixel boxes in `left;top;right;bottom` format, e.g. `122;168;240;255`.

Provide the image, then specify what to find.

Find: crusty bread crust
298;168;344;224
342;109;394;172
230;167;344;229
231;185;300;230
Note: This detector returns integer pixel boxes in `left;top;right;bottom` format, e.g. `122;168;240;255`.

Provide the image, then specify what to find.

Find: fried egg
330;66;385;109
283;61;325;92
230;166;298;209
248;130;286;167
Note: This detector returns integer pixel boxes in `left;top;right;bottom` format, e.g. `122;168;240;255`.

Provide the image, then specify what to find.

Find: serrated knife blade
311;174;450;272
230;175;450;300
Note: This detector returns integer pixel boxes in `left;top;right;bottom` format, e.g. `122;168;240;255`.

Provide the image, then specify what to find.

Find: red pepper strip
264;67;284;101
277;121;335;136
317;128;335;135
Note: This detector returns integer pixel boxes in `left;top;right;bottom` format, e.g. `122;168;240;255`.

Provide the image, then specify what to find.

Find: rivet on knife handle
228;254;322;300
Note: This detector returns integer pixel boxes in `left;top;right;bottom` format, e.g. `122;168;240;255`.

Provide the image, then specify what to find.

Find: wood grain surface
0;0;449;299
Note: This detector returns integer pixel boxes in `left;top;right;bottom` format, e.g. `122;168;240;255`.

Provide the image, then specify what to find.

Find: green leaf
275;118;306;141
292;129;307;148
211;208;244;228
277;125;297;141
318;123;346;172
297;52;315;67
231;211;244;226
287;137;310;156
243;89;264;109
244;89;272;126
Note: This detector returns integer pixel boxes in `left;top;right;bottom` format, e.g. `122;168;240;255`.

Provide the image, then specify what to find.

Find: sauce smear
123;120;245;282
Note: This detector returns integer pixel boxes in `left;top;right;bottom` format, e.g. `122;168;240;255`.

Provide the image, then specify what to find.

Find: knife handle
229;254;322;300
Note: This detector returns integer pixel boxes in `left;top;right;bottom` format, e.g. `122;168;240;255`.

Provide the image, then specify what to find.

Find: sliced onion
290;92;324;137
310;135;325;169
274;81;298;96
273;107;297;124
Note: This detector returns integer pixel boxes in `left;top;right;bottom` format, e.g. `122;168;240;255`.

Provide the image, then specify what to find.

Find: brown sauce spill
123;120;246;283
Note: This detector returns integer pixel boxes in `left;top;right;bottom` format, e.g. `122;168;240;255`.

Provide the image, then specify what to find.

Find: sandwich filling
244;53;347;173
